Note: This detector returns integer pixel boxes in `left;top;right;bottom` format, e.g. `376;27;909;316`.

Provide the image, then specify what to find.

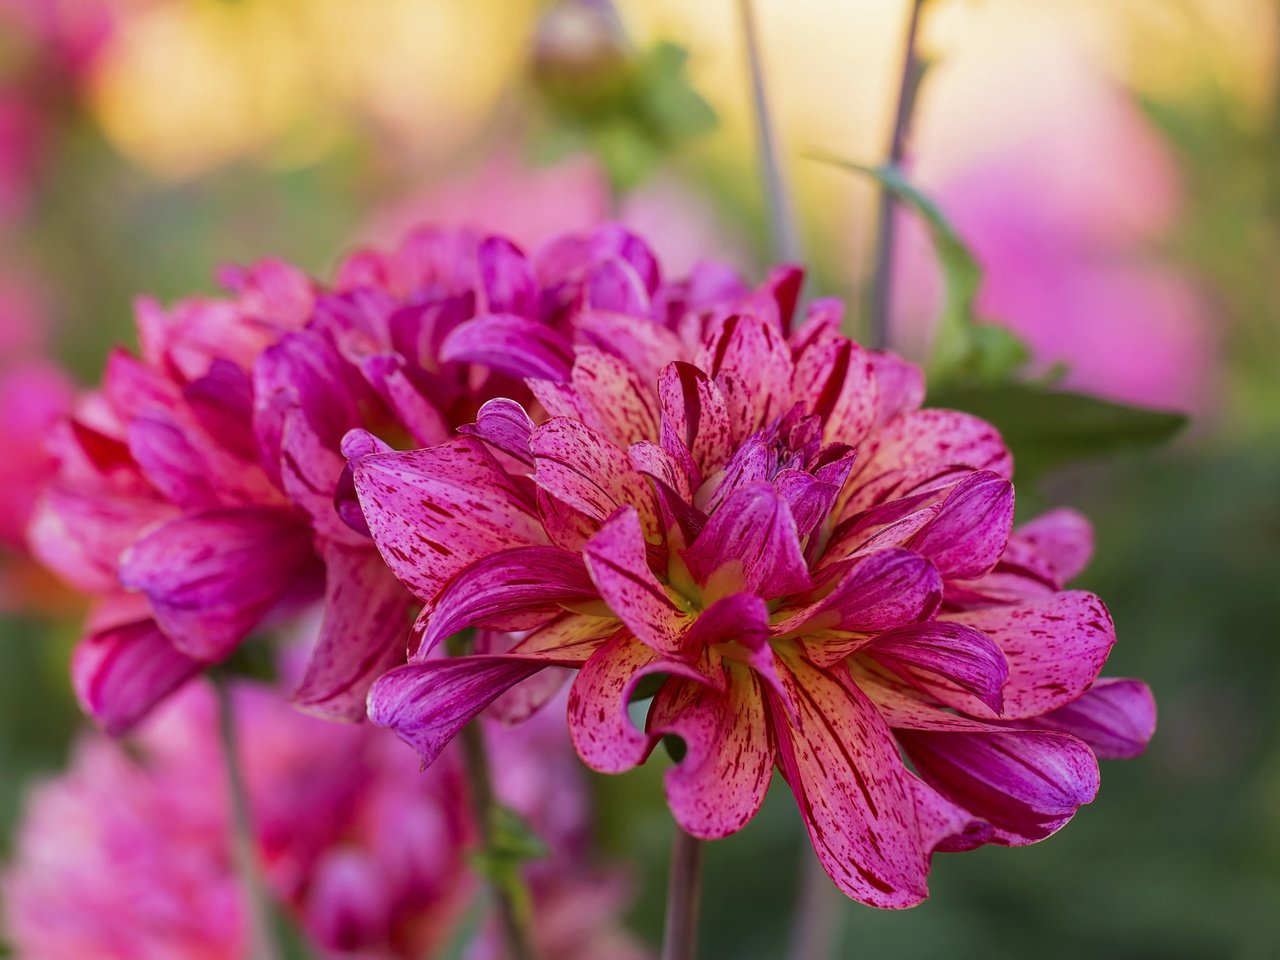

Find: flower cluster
2;676;647;960
28;224;685;730
27;221;1155;912
351;257;1156;906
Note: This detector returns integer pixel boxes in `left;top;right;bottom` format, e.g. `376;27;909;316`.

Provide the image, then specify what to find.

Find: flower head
2;676;647;960
357;255;1155;908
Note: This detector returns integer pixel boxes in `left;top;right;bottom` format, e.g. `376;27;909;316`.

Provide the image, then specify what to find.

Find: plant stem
660;824;705;960
459;720;539;960
786;852;843;960
868;0;927;351
737;0;801;262
215;681;281;960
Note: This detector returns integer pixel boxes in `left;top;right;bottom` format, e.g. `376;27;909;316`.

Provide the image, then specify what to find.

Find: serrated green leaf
928;383;1189;484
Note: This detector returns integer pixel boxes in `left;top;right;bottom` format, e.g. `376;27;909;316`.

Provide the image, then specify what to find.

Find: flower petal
413;546;599;660
458;398;536;466
118;507;319;661
583;508;691;656
353;437;544;603
947;590;1115;720
71;615;203;735
477;235;536;318
568;632;704;774
909;471;1014;580
291;542;411;721
897;729;1100;842
658;362;734;478
682;483;811;601
769;653;928;908
649;664;774;839
440;314;574;381
531;418;659;535
367;652;574;767
1031;678;1156;760
1016;508;1094;585
696;314;793;435
868;621;1009;714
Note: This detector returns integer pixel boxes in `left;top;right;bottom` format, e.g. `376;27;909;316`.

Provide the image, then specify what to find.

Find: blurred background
1;0;1278;957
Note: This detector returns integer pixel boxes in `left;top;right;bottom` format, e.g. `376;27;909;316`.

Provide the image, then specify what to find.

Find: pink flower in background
0;272;73;612
3;678;649;960
356;246;1154;907
894;46;1212;412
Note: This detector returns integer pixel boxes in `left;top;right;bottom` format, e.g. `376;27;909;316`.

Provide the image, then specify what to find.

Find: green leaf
809;154;1030;386
928;383;1189;483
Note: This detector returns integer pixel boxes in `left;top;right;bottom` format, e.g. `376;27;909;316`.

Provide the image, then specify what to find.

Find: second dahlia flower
357;262;1156;907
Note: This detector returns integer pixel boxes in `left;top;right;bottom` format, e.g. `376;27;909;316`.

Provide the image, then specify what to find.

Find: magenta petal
367;655;559;767
568;633;704;774
793;332;878;446
291;543;410;721
575;310;686;387
784;548;942;646
684;593;769;652
909;471;1014;580
564;349;660;448
649;666;773;839
125;414;220;510
414;546;599;660
279;409;365;546
1016;508;1094;585
477;235;537;318
906;774;994;854
898;729;1100;841
459;398;536;466
439;314;574;381
658;361;734;476
869;621;1009;714
948;590;1115;719
1032;678;1157;760
118;507;318;661
71;617;202;735
531;418;658;534
28;488;176;594
353;437;545;603
769;654;928;908
583;508;690;656
696;314;793;434
859;409;1013;492
682;483;811;600
869;352;925;426
586;256;651;315
774;469;840;539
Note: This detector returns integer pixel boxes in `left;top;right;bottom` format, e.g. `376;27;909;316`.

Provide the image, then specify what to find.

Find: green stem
459;716;539;960
868;0;927;351
216;681;281;960
660;824;705;960
737;0;801;262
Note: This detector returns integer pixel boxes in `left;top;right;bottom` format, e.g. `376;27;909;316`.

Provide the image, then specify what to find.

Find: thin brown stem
738;0;802;263
660;824;705;960
868;0;927;351
216;681;281;960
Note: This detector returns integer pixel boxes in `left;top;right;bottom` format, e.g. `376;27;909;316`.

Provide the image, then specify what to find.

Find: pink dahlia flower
29;223;725;731
356;261;1156;908
3;677;648;960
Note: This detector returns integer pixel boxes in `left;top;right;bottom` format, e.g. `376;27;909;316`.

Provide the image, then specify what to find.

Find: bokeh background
1;0;1278;957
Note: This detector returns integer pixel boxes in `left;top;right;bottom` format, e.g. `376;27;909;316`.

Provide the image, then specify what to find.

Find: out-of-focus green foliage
531;38;716;193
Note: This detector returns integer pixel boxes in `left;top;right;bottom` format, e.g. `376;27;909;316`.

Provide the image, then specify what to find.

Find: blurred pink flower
3;678;648;960
0;272;73;611
361;151;746;278
352;239;1154;907
894;55;1212;411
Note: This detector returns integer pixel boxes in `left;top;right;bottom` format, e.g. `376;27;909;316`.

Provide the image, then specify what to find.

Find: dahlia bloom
357;263;1156;907
3;677;648;960
29;222;714;731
